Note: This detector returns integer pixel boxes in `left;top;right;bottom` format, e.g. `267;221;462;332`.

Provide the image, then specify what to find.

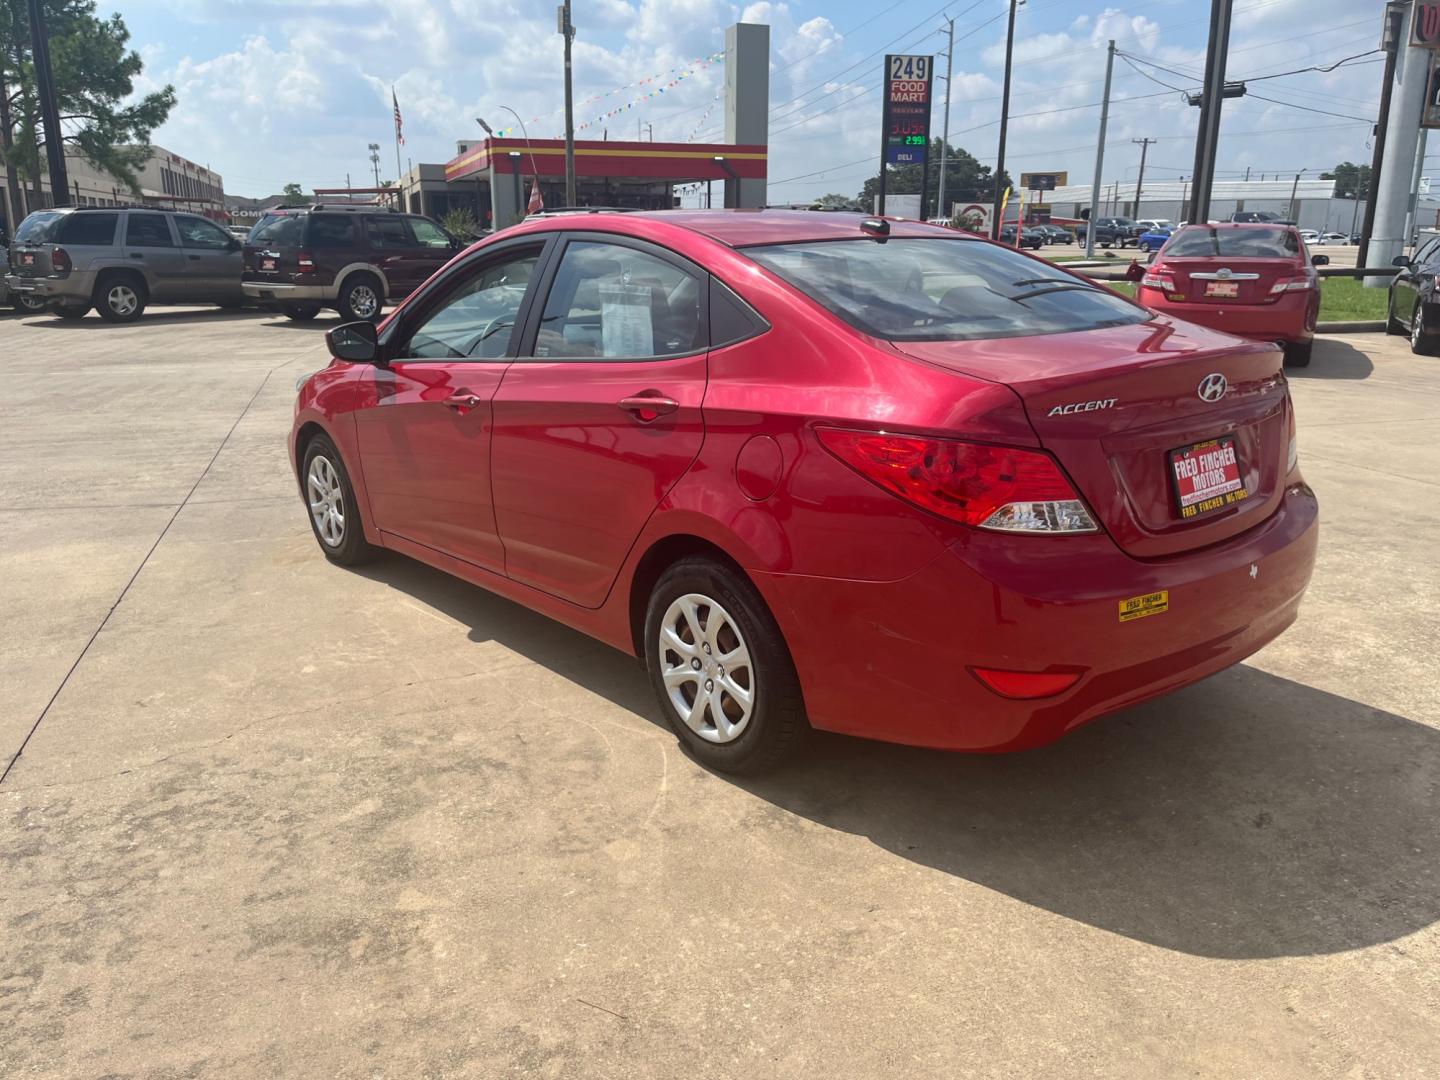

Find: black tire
336;274;384;322
93;272;147;323
644;557;807;774
282;302;322;321
299;434;380;566
1282;339;1313;368
217;299;247;310
1411;302;1440;356
1385;295;1406;335
13;293;47;314
1138;241;1152;253
50;304;89;320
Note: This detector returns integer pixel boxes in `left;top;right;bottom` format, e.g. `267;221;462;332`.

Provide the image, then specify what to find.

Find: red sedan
1135;223;1324;367
291;211;1318;773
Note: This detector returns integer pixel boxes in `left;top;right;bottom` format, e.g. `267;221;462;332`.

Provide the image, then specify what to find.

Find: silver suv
5;206;245;322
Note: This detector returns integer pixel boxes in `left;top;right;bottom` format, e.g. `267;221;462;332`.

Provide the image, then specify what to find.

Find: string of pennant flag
686;94;722;142
485;52;724;138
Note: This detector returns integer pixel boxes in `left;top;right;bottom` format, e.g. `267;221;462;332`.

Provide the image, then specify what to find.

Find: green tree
812;192;861;211
1320;161;1371;200
280;182;306;207
857;139;1013;220
441;206;479;239
1;0;175;214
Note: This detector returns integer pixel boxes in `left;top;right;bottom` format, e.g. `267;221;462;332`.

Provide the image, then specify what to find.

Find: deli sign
883;54;934;166
1414;2;1440;48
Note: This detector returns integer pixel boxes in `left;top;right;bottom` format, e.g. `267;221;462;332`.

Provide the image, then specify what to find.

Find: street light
508;150;523;221
477;112;541;194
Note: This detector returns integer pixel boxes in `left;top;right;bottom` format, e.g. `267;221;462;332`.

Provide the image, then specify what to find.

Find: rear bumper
1141;289;1316;343
4;272;94;303
242;281;331;303
754;481;1319;752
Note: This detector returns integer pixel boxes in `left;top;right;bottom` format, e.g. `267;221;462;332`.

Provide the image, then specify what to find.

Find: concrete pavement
1;306;1437;1078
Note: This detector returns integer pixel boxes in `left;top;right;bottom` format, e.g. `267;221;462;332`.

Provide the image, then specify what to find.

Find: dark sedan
1387;236;1440;355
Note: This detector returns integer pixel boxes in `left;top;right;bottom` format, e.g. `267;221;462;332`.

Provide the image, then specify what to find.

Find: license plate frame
261;257;276;271
20;252;34;266
1169;436;1249;519
1204;280;1239;298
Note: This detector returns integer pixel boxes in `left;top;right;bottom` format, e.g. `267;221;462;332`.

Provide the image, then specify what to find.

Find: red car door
353;239;548;571
490;235;708;607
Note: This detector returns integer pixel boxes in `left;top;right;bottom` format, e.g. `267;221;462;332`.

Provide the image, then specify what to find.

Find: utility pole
1244;165;1251;181
1364;1;1425;277
991;0;1021;239
560;1;577;205
936;14;955;222
1132;137;1155;217
27;0;70;206
368;143;381;189
1188;0;1235;226
1086;40;1115;257
1360;4;1404;268
1288;171;1303;223
1405;128;1428;248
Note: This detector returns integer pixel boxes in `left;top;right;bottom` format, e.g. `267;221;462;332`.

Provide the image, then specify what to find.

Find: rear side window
306;214;356;249
125;214;175;247
56;213;119;246
15;212;60;242
368;217;412;249
1166;227;1299;258
250;214;304;246
743;237;1145;342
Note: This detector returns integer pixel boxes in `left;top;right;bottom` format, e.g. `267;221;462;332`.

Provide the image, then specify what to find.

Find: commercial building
0;144;226;234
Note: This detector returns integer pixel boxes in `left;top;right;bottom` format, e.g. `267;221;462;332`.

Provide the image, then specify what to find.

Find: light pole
991;0;1023;239
936;15;955;222
559;1;577;205
478;112;543;205
508;151;523;223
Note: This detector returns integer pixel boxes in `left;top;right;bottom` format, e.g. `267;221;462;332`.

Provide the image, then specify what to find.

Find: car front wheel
301;434;379;565
1411;302;1439;356
94;273;147;322
282;302;322;321
645;557;807;774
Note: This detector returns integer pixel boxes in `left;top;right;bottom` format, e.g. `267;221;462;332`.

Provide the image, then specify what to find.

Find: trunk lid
894;319;1291;557
9;245;52;278
243;245;297;282
1161;256;1295;306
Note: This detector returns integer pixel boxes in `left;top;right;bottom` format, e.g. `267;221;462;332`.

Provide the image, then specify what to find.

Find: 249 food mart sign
883;54;934;166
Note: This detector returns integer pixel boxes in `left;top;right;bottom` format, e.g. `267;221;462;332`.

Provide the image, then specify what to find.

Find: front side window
744;237;1146;342
306;214;356;249
125;214;175;247
398;248;540;360
1165;227;1300;259
368;217;412;249
56;213;119;246
409;218;451;248
534;241;703;359
175;215;233;249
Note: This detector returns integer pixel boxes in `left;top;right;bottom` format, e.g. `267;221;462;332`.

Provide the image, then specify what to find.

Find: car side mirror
327;320;380;364
228;237;242;251
1311;254;1329;267
1392;254;1410;267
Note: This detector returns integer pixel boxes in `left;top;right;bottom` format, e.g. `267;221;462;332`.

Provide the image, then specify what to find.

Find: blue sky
116;0;1388;201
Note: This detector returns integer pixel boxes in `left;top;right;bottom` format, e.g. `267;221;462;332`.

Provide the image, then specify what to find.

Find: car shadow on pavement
360;555;1439;962
21;308;272;329
1294;338;1375;379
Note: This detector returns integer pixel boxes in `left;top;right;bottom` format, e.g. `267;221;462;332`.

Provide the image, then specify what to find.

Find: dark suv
1074;216;1139;248
241;205;460;321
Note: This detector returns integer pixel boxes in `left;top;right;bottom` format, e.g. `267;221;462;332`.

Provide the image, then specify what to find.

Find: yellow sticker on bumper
1119;590;1169;622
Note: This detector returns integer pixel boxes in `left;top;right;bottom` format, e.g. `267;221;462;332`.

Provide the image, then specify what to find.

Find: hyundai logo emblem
1198;373;1228;402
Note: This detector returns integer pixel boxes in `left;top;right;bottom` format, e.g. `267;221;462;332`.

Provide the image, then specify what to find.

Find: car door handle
187;254;201;261
443;391;482;410
130;253;145;259
618;394;680;419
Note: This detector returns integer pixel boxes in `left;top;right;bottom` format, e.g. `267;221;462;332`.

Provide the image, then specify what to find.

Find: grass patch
1092;277;1388;322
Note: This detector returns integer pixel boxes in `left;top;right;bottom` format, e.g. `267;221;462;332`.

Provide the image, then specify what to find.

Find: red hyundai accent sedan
1135;223;1324;368
291;210;1318;773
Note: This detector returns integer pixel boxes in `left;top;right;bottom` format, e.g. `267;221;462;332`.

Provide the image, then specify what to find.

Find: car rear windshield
249;214;305;246
14;212;60;243
741;237;1147;342
1165;226;1299;258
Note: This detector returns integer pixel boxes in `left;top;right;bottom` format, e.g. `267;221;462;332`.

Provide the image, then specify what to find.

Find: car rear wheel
1138;241;1152;253
337;274;383;322
1282;339;1313;368
49;303;89;320
301;434;379;566
282;302;322;321
1411;303;1439;356
644;557;807;774
94;273;147;323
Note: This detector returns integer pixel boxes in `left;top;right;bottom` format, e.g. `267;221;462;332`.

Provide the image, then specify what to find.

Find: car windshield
743;237;1147;342
1165;226;1299;258
15;212;60;243
249;214;305;246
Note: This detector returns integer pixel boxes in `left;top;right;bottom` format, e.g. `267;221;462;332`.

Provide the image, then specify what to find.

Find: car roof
599;208;968;247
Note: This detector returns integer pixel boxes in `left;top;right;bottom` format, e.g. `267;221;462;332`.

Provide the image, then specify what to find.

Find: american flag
392;89;405;146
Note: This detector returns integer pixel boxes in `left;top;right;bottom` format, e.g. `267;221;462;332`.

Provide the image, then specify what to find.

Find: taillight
1139;264;1182;301
297;250;315;272
1269;276;1314;295
817;428;1098;533
50;246;71;275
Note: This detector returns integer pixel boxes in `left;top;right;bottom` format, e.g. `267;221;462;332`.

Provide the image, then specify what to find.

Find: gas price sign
883;54;934;166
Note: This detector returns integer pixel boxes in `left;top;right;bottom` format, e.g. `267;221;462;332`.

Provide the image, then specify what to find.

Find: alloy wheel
306;454;345;547
107;284;139;317
1413;307;1425;350
349;284;379;318
656;592;755;744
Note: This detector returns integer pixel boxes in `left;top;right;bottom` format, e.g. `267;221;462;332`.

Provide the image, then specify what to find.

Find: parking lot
2;307;1437;1077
